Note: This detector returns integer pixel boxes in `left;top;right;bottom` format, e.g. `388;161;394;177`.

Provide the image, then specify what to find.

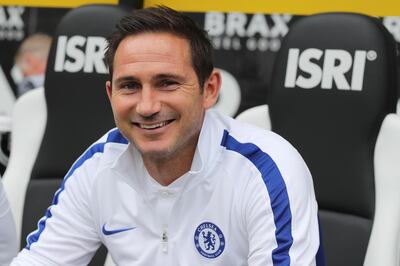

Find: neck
142;139;198;186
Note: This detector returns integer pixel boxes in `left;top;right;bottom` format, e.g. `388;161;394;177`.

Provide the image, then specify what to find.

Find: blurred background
1;0;399;121
1;1;400;265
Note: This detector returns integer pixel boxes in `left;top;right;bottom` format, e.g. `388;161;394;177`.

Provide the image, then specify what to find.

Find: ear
202;69;222;109
106;80;112;101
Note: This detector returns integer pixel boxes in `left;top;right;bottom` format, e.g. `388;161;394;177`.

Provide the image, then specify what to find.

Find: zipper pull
162;224;168;253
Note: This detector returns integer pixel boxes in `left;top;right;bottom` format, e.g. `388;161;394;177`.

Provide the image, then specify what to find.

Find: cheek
111;96;134;118
181;98;205;126
178;91;204;108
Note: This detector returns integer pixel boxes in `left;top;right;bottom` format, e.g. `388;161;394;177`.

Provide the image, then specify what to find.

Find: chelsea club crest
194;222;225;259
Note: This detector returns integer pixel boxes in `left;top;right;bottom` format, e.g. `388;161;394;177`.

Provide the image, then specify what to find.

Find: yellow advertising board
0;0;118;8
144;0;398;17
0;0;400;16
0;0;397;16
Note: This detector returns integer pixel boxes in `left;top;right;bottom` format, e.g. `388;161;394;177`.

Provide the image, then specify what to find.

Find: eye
121;82;141;91
159;79;179;90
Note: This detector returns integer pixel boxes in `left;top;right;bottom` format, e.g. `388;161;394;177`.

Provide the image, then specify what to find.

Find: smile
136;120;174;130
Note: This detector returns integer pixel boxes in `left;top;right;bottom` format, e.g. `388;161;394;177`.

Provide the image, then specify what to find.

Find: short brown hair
105;6;214;88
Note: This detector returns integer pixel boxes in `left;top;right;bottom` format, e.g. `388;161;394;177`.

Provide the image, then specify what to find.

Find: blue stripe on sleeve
221;130;293;265
25;129;128;249
316;217;326;266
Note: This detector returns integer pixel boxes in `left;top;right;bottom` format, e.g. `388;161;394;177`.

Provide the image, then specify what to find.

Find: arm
245;143;320;266
10;154;102;266
0;180;18;266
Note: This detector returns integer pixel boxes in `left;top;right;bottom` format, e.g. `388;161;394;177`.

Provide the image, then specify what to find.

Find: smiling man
106;30;219;186
11;6;323;266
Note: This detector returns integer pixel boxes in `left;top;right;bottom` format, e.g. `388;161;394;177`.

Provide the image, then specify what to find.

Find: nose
135;86;161;118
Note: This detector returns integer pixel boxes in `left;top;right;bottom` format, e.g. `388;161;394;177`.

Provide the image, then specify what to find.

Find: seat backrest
2;87;47;246
20;5;130;265
0;66;16;172
268;13;398;265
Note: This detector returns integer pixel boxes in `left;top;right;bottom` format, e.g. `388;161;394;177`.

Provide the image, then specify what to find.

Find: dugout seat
2;87;47;246
266;13;400;266
235;104;271;130
0;67;16;172
6;4;130;265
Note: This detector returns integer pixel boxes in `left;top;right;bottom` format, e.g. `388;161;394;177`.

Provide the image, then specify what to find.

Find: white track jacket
11;110;322;266
0;179;18;266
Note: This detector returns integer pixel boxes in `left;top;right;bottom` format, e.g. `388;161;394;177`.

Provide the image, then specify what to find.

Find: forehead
112;32;193;79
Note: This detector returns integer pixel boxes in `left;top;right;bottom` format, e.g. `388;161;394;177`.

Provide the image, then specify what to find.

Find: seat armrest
235;104;271;130
365;113;400;266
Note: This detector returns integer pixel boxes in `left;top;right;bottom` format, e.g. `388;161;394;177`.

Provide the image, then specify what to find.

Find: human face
106;32;220;162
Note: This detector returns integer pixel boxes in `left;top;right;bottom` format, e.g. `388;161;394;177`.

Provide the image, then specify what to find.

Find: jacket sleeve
10;153;103;266
245;141;320;266
0;180;18;266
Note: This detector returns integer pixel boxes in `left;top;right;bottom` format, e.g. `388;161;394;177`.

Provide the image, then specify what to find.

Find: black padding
319;210;372;266
32;5;130;179
270;13;397;217
88;245;108;266
268;13;398;265
22;178;62;248
119;0;143;8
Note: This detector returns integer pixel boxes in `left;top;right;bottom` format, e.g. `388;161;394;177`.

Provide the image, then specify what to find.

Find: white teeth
139;121;168;129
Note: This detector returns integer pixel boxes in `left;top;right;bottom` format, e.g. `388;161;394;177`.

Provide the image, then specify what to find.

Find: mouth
134;119;174;130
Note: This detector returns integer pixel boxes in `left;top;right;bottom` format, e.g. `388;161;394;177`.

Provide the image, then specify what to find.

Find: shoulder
219;111;301;166
218;112;312;191
64;128;128;183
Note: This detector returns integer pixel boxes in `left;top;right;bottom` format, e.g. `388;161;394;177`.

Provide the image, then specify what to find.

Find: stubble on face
108;33;208;181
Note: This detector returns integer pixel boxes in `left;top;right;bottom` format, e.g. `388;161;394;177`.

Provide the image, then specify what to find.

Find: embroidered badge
194;222;225;258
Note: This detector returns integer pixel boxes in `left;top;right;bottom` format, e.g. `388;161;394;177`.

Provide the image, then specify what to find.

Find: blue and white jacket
0;179;18;265
11;110;321;266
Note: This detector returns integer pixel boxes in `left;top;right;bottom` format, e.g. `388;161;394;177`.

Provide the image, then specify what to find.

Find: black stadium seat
20;5;130;265
268;13;399;265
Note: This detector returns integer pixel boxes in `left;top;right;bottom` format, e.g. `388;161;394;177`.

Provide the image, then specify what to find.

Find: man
0;178;18;265
11;6;322;265
14;33;51;97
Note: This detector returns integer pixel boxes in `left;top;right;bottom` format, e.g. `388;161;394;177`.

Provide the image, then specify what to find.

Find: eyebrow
152;73;185;83
114;73;185;86
113;76;139;87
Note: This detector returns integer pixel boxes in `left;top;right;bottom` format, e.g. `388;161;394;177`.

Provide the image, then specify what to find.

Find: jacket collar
111;109;226;193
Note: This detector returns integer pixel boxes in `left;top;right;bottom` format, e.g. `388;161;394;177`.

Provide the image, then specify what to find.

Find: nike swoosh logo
102;223;136;236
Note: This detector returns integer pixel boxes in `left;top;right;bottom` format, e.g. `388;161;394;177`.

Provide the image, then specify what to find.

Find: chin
135;143;174;159
140;149;175;160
